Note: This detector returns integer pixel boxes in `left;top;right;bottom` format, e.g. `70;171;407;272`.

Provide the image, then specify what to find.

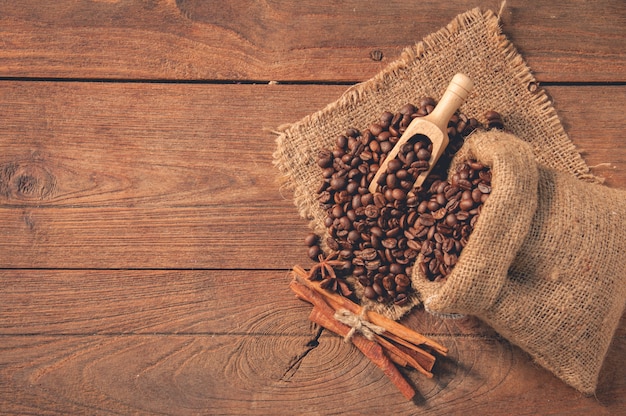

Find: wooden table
1;1;624;414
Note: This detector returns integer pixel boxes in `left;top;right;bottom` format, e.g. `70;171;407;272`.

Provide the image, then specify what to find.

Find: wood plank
0;269;623;413
0;330;622;414
0;83;624;268
0;82;623;209
548;85;626;187
1;267;621;336
0;205;315;268
0;82;342;208
0;0;623;82
0;269;315;336
0;269;500;337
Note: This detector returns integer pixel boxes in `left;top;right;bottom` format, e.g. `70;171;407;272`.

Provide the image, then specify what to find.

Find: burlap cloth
273;7;624;394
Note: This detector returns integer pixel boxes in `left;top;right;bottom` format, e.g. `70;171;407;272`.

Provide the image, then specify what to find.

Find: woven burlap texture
273;7;596;320
416;129;626;395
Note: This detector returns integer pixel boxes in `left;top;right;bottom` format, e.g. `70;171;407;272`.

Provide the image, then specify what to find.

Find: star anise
307;251;353;297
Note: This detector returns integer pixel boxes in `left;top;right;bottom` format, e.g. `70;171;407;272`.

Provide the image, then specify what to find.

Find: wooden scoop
368;73;474;194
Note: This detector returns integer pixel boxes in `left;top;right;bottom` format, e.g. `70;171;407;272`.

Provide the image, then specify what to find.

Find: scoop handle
428;73;474;131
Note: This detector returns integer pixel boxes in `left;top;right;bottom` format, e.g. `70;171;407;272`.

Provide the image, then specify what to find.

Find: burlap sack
415;129;626;394
273;7;599;320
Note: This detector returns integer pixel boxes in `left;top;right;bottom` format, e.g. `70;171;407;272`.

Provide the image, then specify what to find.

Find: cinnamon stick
308;306;416;400
379;332;436;371
292;265;448;356
375;335;433;378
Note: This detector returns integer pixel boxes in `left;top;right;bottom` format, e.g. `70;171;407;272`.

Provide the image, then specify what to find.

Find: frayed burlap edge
273;7;598;321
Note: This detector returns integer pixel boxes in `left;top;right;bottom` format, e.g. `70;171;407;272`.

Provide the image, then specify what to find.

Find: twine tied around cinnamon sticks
334;307;385;342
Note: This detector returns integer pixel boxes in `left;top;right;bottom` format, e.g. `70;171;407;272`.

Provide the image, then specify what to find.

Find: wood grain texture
1;334;622;415
0;83;624;268
0;0;623;82
0;269;504;337
0;269;623;414
1;1;625;413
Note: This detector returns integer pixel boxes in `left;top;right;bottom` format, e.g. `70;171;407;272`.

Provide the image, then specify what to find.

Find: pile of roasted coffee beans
414;160;491;281
305;99;501;305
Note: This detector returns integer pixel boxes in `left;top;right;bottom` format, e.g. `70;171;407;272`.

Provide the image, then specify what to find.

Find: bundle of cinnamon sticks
290;265;448;400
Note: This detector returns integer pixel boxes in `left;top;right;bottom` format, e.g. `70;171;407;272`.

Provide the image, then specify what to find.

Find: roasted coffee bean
347;230;361;243
478;182;492;194
456;211;470;222
445;214;458;227
364;285;377;299
372;281;385;296
391;188;406;201
419;214;435;227
364;204;379;218
471;188;483;203
432;207;447;220
417;148;431;161
459;198;474;211
407;239;421;250
357;248;376;261
366;259;382;271
304;233;319;247
395;273;410;287
382;275;395;291
394;293;408;305
382;238;397;249
308;245;321;260
331;204;344;218
386;173;398;188
326;237;340;251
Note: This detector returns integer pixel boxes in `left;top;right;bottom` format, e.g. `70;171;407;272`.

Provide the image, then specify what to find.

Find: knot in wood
369;49;384;61
0;160;56;201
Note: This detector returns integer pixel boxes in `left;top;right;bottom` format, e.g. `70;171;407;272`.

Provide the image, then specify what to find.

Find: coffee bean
391;188;406;201
304;233;319;247
386;173;398;188
456;211;470;221
417;148;431;161
380;141;393;153
432;207;447;220
445;214;458;227
407;240;421;250
372;281;385;296
399;103;417;115
366;259;382;271
308;245;321;260
471;188;483;203
478;182;492;194
382;238;397;249
359;248;377;261
382;275;395;291
387;158;403;173
419;214;435;227
364;285;377;299
459;199;474;211
347;230;361;243
444;185;460;199
331;204;344;218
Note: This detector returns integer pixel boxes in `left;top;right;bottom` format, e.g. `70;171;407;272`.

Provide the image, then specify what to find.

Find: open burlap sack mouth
273;6;623;395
